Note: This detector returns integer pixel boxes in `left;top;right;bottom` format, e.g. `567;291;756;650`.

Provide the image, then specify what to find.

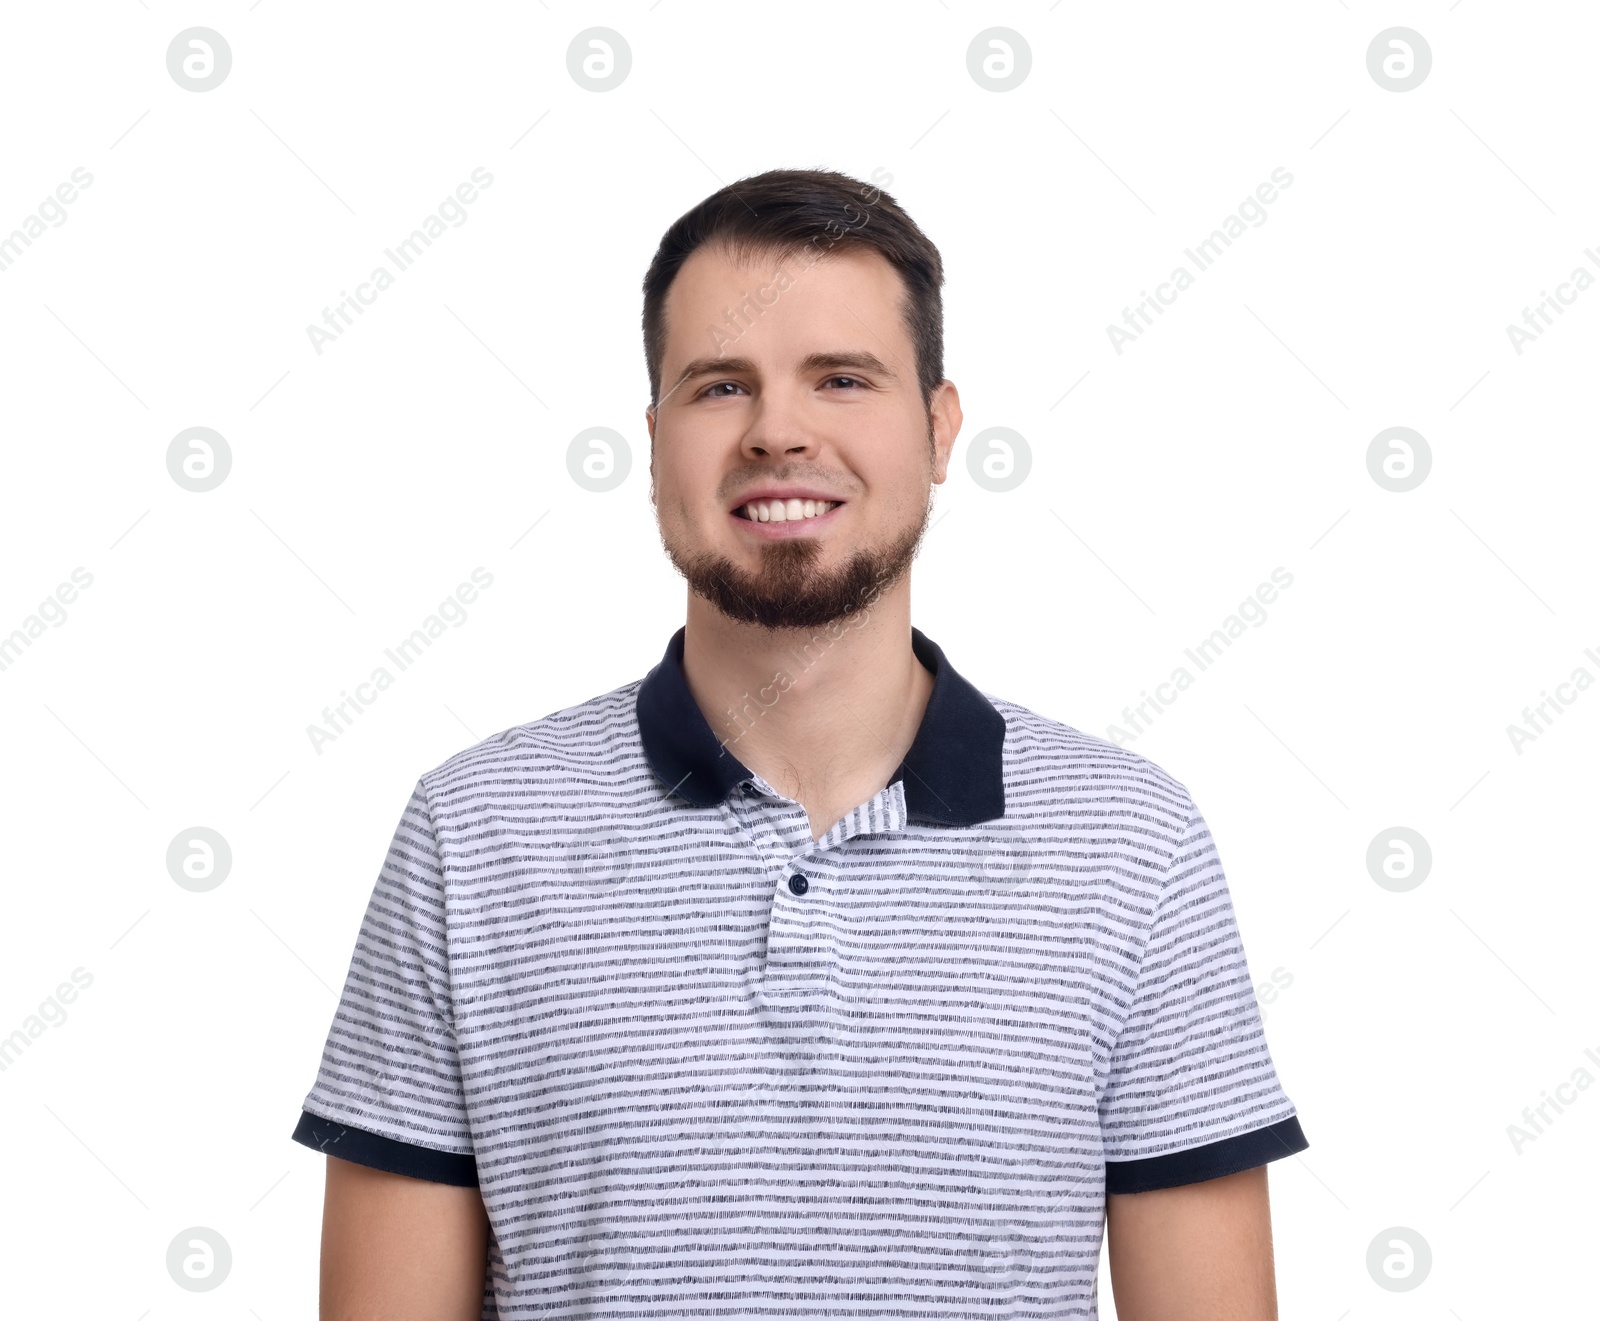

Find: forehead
660;242;909;366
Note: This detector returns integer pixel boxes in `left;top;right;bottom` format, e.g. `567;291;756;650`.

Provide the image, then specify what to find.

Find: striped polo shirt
292;624;1308;1319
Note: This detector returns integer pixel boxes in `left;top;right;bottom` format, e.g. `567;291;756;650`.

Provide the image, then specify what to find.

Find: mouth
732;497;842;522
730;498;845;537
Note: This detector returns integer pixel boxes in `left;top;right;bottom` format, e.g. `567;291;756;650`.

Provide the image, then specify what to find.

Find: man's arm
1105;1164;1278;1321
319;1154;490;1321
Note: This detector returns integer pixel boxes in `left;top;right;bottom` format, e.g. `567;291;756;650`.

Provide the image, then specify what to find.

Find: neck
679;579;933;832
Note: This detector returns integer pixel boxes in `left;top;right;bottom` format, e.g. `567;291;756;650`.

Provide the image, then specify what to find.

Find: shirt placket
732;776;909;1000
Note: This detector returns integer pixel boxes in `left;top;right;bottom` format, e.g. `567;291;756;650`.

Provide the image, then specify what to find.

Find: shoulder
414;678;647;811
982;689;1196;848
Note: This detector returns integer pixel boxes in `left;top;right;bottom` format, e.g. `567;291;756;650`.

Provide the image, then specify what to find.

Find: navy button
787;874;809;895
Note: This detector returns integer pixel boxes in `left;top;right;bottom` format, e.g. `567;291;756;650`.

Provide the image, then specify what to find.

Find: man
292;167;1308;1320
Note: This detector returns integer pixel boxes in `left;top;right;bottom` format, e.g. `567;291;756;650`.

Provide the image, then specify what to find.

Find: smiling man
293;168;1309;1321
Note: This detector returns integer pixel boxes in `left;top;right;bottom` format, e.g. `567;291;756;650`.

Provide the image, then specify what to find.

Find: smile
734;498;840;523
732;495;844;534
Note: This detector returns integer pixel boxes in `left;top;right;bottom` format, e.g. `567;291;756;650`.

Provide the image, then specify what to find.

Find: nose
740;391;817;461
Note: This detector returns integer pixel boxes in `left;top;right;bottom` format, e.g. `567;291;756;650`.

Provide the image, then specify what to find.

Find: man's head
641;168;961;632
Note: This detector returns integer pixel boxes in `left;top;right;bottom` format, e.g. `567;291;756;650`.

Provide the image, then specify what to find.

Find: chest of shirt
438;795;1158;1157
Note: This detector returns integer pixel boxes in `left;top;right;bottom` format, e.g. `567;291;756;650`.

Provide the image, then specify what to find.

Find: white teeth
741;499;836;522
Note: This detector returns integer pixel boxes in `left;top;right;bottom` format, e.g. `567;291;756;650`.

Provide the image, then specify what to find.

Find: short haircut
641;167;946;411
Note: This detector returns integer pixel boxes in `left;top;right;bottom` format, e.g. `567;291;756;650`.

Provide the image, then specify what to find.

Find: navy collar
636;626;1006;825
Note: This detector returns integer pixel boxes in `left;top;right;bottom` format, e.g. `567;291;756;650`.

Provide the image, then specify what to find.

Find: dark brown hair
641;167;945;411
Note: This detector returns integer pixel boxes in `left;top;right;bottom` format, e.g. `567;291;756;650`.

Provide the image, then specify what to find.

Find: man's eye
824;375;864;389
700;381;746;398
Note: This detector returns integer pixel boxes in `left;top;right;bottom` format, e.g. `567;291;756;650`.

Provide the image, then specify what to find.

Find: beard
661;493;932;632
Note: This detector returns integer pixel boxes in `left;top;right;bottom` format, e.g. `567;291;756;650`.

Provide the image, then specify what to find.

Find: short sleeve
1099;799;1308;1193
290;778;478;1186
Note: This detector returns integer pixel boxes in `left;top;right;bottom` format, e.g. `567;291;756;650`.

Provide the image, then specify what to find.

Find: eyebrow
667;350;898;396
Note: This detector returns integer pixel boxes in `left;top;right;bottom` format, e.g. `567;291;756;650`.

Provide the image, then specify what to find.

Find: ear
927;379;962;485
644;405;656;486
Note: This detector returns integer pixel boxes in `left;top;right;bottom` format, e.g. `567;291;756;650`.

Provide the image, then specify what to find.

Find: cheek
669;487;710;531
862;447;928;506
650;455;698;517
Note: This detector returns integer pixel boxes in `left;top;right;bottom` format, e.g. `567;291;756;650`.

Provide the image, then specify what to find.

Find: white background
1;2;1595;1316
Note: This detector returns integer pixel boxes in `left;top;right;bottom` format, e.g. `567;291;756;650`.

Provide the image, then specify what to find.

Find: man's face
647;243;960;631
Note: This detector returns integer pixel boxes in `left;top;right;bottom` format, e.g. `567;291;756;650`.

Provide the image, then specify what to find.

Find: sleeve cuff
1105;1114;1308;1194
291;1109;479;1187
